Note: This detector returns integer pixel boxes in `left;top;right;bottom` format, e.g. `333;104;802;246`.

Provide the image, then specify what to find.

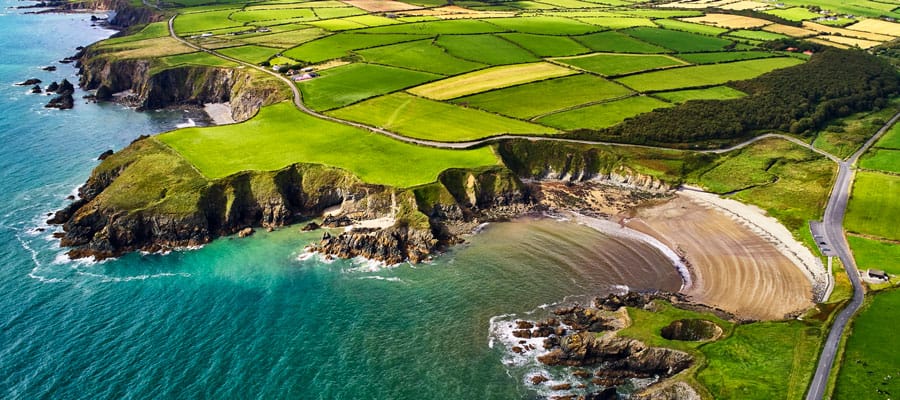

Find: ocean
0;4;682;398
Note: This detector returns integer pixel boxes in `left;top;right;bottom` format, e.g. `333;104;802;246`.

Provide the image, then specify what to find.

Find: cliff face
79;52;284;121
62;0;163;28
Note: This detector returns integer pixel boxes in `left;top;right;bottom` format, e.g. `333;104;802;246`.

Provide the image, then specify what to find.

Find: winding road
168;15;900;398
805;111;900;400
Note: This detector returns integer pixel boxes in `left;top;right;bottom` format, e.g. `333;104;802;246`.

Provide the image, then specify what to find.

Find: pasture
572;31;667;53
298;63;440;111
356;19;505;34
237;27;327;48
536;95;672;130
157;102;499;187
172;10;242;35
216;45;280;64
434;34;540;65
452;74;633;118
407;62;576;100
654;86;746;103
328;93;557;141
498;33;591;57
652;18;729;36
574;16;657;29
683;13;771;29
860;149;900;174
615;57;803;92
848;236;900;275
624;27;733;52
846;171;900;241
727;29;788;41
834;290;900;400
763;7;820;21
871;123;900;150
283;33;430;63
555;53;686;76
484;15;601;35
356;40;486;75
676;50;774;64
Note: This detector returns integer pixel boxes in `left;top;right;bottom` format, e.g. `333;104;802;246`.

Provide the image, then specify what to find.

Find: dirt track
628;195;813;320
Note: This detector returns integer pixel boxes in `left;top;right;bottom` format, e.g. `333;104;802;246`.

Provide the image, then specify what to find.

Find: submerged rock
238;227;254;238
17;78;41;86
31;85;42;94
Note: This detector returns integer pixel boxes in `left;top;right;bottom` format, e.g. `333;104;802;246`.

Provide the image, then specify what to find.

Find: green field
860;148;900;173
846;171;900;241
158;102;498;187
699;321;822;400
676;51;776;64
849;235;900;275
434;34;540;65
453;74;633;119
328;93;557;141
727;29;789;41
173;10;242;34
498;33;591;57
573;31;667;53
311;6;367;19
298;63;440;111
536;95;671;130
155;51;239;72
229;8;316;23
871;121;900;150
555;53;686;76
216;45;280;64
652;18;729;36
357;19;505;35
834;290;900;399
615;57;804;92
778;0;900;18
307;18;368;31
102;21;169;45
575;16;657;29
485;15;601;35
655;86;746;103
237;27;327;48
283;33;431;63
813;102;900;159
407;62;576;100
624;27;733;52
356;39;486;75
763;7;822;21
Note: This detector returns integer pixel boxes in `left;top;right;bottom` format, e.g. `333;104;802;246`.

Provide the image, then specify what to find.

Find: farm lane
806;110;900;400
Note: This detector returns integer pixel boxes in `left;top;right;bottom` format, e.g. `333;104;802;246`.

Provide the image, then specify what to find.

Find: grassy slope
813;101;900;159
298;63;440;111
615;57;805;92
434;34;540;65
328;93;557;141
654;86;746;103
536;95;672;130
407;62;576;100
355;39;487;75
158;102;499;187
555;53;686;76
849;236;900;275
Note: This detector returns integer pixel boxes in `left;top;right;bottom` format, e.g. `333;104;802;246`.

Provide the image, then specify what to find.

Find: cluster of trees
566;49;900;148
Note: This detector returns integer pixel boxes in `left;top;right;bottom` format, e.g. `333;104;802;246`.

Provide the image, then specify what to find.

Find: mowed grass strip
408;62;576;100
615;57;804;92
848;236;900;275
329;92;557;141
536;95;671;130
834;290;900;400
298;63;441;111
497;33;591;57
356;39;487;75
158;102;498;187
283;33;431;63
554;53;686;76
654;86;746;103
624;27;733;52
434;34;540;65
573;31;667;53
452;74;633;119
846;171;900;241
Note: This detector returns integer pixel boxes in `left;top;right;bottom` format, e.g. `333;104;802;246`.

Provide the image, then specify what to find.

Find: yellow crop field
846;19;900;37
806;38;850;49
407;62;577;100
802;21;894;41
682;13;771;28
719;0;770;10
817;35;882;49
763;23;817;37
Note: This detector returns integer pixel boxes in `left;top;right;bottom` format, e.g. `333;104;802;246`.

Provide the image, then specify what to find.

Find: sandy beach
203;102;235;125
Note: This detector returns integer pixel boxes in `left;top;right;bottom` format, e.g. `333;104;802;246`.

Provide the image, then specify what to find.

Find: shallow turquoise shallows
0;4;682;398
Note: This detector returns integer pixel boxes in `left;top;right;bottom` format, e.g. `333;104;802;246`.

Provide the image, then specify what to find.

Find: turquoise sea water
0;4;682;399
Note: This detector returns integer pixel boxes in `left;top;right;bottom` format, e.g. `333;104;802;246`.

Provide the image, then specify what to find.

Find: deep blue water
0;4;682;399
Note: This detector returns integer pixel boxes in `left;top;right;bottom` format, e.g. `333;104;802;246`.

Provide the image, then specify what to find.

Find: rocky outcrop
17;78;41;86
632;381;701;400
44;79;75;109
311;226;438;265
660;319;722;342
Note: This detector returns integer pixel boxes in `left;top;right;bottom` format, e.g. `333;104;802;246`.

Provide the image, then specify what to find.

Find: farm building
867;269;889;280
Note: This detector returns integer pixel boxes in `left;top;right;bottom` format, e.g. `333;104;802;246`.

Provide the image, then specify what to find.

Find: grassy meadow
834;290;900;399
846;171;900;242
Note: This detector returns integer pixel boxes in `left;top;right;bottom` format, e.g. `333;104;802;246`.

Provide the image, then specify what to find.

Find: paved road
805;111;900;400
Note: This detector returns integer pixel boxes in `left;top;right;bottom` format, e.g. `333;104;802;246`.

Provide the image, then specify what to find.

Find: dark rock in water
34;227;46;233
57;79;75;95
52;232;65;239
512;329;532;339
17;78;41;86
130;134;150;144
46;81;59;92
310;225;437;265
31;85;42;94
322;214;352;228
45;93;74;109
95;85;113;101
76;46;84;50
585;387;618;400
550;383;572;391
515;320;534;330
301;221;321;231
47;198;86;225
66;195;76;200
42;66;57;72
238;227;254;238
97;150;114;160
660;319;722;342
530;375;549;385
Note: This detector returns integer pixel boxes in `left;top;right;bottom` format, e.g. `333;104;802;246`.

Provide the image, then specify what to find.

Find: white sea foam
175;118;196;128
75;271;191;283
355;276;405;283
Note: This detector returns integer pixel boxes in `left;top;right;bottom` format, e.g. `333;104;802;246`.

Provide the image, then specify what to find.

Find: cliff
79;52;286;121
